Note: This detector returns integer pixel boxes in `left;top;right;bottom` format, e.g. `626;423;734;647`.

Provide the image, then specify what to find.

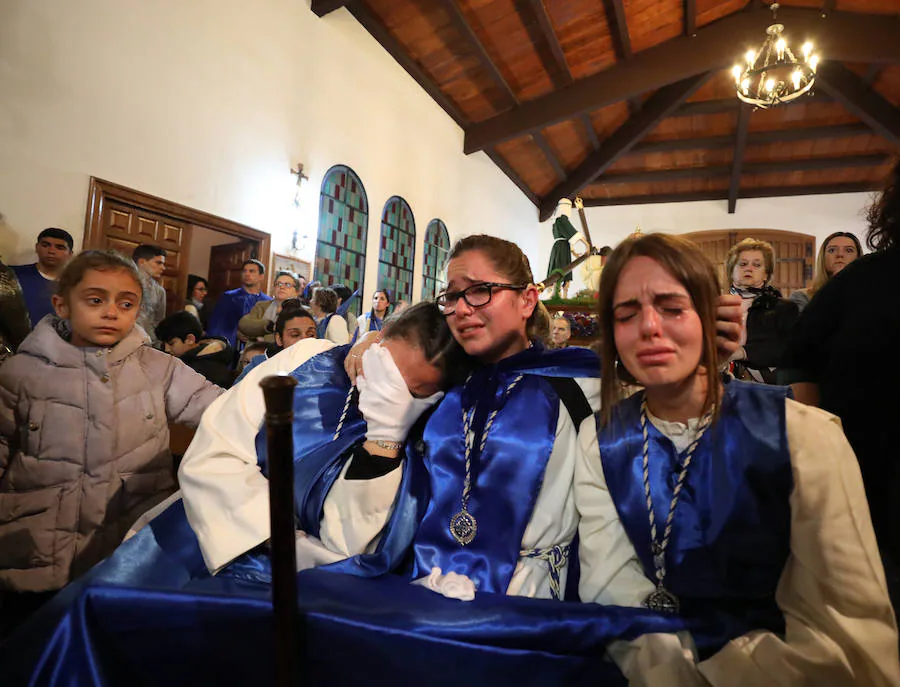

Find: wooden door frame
84;177;271;309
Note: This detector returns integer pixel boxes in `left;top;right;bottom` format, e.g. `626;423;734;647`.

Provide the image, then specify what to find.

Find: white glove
356;344;444;444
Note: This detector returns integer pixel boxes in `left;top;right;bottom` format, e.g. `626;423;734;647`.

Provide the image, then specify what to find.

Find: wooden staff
573;197;595;250
261;374;300;687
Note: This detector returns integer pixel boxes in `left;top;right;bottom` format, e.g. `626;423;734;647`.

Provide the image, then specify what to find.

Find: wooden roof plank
464;8;900;153
728;104;751;213
537;72;711;220
348;3;470;128
581;182;880;206
817;61;900;146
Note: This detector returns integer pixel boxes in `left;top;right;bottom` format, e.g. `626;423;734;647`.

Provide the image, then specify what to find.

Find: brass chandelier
732;3;819;109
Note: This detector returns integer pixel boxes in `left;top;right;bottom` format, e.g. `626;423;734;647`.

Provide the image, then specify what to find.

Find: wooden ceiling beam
436;0;518;107
728;104;752;213
582;115;601;151
311;0;349;17
537;73;710;221
864;64;882;86
600;0;642;113
580;182;880;207
526;0;573;86
684;0;697;37
600;153;888;185
673;93;832;118
632;123;872;154
348;3;469;128
533;133;566;181
464;8;900;154
816;62;900;146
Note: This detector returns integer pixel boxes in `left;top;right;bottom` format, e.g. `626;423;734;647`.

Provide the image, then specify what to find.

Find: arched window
315;165;368;318
377;196;415;302
422;219;450;301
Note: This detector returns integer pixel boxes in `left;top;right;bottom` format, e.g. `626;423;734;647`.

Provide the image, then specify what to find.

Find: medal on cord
639;396;712;614
449;374;524;546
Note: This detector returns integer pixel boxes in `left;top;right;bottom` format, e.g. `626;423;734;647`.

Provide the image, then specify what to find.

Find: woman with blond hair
789;232;862;312
725;237;798;384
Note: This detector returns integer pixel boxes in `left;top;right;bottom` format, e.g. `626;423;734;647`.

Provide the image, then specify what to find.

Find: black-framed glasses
435;282;529;315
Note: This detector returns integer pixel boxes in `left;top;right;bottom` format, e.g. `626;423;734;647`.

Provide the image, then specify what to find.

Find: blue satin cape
412;344;600;594
206;287;273;347
596;379;793;657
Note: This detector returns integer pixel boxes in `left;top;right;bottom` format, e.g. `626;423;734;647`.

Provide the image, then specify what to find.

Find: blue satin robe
206;287;272;347
596;379;793;658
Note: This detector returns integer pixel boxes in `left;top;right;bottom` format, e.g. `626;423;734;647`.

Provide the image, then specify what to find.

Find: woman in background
789;231;862;312
351;289;392;345
725;237;798;384
184;275;209;331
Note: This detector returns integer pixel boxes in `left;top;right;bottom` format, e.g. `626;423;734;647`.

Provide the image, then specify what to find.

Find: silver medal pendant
450;509;477;546
643;586;680;614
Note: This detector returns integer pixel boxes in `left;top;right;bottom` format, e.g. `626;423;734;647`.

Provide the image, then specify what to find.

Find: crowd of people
0;160;898;684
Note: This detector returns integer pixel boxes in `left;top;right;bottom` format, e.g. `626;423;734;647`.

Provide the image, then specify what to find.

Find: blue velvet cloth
206;287;272;347
597;379;793;657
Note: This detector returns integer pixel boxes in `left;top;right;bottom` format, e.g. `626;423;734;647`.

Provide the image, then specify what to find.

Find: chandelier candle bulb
776;38;786;60
746;49;756;66
766;78;776;92
802;42;813;59
732;65;742;81
792;71;802;89
810;55;819;72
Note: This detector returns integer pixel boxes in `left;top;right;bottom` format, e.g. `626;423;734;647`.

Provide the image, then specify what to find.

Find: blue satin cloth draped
412;344;600;594
1;499;703;686
597;379;793;656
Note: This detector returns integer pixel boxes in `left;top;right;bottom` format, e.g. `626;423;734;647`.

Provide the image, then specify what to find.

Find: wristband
373;439;402;451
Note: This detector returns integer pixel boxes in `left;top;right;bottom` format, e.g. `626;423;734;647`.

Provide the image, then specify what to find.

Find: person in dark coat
725;237;798;384
0;260;30;362
156;312;233;389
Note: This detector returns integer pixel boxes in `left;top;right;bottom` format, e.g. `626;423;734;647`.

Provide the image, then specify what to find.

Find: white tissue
412;567;476;601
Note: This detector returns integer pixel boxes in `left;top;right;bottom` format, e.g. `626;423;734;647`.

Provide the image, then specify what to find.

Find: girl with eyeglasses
332;235;742;601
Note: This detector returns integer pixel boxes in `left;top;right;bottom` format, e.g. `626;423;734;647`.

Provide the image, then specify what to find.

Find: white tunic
576;398;900;687
321;377;601;599
178;338;338;573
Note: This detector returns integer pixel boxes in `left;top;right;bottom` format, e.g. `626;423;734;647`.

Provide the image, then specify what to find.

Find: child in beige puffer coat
0;249;223;633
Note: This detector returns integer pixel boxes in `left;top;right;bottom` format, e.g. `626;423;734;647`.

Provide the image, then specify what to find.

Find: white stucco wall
0;0;537;300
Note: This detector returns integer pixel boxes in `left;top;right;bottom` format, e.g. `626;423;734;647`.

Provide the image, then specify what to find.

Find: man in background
132;244;168;344
12;228;74;328
206;259;272;349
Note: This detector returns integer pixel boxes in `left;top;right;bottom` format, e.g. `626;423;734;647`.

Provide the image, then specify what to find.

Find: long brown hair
809;231;863;298
866;157;900;252
444;234;550;343
598;233;722;427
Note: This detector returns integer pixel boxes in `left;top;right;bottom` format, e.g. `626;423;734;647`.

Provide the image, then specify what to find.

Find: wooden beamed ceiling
311;0;900;219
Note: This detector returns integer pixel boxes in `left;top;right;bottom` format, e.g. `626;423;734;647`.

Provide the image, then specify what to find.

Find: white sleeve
575;416;655;607
698;400;900;687
178;338;336;573
318;458;405;557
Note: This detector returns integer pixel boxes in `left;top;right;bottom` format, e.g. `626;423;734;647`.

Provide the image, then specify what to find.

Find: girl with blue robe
575;233;899;686
350;288;392;345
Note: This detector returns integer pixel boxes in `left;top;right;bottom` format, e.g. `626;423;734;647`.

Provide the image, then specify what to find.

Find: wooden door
98;200;191;313
681;229;815;296
208;241;256;303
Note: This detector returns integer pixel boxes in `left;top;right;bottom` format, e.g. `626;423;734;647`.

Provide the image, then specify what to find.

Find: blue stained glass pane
378;196;415;302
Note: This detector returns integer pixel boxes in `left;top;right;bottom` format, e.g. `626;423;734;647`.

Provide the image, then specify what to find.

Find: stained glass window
315;165;368;318
377;196;415;302
422;219;450;301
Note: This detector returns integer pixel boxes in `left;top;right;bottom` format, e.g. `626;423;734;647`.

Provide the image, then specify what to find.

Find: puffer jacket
0;316;224;592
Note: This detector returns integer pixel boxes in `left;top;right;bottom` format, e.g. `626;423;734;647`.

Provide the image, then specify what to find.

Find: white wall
535;192;876;293
0;0;537;301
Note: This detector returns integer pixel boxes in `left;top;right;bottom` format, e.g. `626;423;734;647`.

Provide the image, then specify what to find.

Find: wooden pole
261;374;299;687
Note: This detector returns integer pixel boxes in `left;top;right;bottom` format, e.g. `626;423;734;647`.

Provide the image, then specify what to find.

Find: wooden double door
84;178;271;317
682;229;815;296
